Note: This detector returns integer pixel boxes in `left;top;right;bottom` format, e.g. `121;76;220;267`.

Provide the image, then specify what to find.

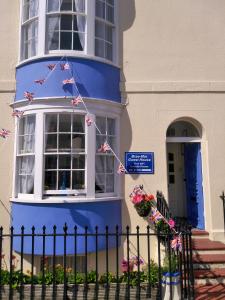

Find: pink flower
121;259;134;272
132;194;144;204
168;219;175;228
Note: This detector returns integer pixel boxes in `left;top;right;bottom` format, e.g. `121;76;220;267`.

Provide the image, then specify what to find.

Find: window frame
20;0;39;60
19;0;118;64
14;107;120;201
45;0;87;53
16;114;36;198
43;112;87;195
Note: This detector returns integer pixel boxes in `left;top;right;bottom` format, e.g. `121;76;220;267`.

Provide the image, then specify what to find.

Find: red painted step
193;254;225;264
192;229;209;236
193;239;225;250
195;284;225;300
195;269;225;278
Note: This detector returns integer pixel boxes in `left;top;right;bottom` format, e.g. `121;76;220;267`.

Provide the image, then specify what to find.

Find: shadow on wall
117;0;136;260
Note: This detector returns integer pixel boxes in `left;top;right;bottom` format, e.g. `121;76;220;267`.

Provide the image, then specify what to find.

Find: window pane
106;4;114;23
73;32;84;51
19;135;35;153
107;118;115;135
108;136;115;150
48;0;59;12
96;156;105;173
72;154;85;169
72;115;85;133
59;114;71;132
73;0;85;12
96;0;105;19
45;134;57;152
29;0;39;19
105;25;113;43
106;156;114;173
59;155;71;169
72;171;84;189
96;117;106;134
107;0;114;5
95;21;105;39
95;173;105;193
23;3;29;22
46;16;59;50
105;43;113;61
72;134;85;152
46;114;57;132
96;135;106;151
61;15;72;30
45;171;57;190
60;31;72;49
45;156;57;169
18;156;34;194
106;174;114;192
59;134;71;151
95;39;105;58
60;0;72;11
58;171;70;189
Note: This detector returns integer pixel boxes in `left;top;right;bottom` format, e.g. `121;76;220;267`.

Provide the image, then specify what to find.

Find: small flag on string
85;116;93;127
60;63;70;70
117;163;126;174
24;91;34;102
47;64;56;70
71;95;82;106
149;208;163;224
34;79;45;85
12;110;24;118
98;141;111;153
0;129;10;139
171;235;182;252
63;77;75;85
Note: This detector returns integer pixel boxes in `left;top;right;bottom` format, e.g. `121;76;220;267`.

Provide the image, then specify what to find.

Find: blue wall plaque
125;152;154;174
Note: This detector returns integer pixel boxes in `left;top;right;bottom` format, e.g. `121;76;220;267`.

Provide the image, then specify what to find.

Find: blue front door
184;143;205;229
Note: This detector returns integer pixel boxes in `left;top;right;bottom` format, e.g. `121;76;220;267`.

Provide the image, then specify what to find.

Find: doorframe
166;137;205;228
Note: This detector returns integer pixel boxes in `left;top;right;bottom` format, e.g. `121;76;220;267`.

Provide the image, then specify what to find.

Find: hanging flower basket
134;201;152;217
130;186;155;217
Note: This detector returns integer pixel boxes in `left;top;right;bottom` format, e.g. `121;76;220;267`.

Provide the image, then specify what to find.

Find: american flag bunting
0;129;10;139
60;63;70;70
34;79;45;85
24;91;34;102
62;77;75;85
71;95;82;106
47;64;56;70
85;116;93;127
12;110;24;118
98;141;111;153
117;163;126;174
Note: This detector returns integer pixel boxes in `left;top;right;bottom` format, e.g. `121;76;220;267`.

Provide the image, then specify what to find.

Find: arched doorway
166;119;205;229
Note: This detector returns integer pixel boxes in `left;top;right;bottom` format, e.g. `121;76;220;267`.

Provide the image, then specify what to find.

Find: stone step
192;238;225;251
193;254;225;264
195;284;225;300
194;269;225;285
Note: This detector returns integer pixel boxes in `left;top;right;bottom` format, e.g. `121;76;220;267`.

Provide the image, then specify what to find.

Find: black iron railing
0;225;194;299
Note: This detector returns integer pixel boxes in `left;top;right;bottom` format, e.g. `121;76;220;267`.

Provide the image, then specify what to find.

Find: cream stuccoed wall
0;0;19;228
119;0;225;241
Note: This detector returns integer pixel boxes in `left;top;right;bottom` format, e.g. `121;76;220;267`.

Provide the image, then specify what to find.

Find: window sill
11;196;122;204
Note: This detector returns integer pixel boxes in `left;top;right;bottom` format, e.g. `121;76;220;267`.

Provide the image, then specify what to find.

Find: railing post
188;225;195;299
20;226;25;300
0;226;3;299
136;226;141;300
74;226;77;299
9;226;14;300
147;225;151;298
31;226;35;300
126;226;130;300
41;225;46;299
63;223;68;300
52;225;56;299
157;227;162;299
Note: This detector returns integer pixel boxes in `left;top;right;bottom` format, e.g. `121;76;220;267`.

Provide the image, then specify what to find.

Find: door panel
167;143;187;217
184;143;205;229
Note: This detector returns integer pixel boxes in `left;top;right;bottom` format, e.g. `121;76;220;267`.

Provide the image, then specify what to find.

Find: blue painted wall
15;57;121;102
12;200;121;255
